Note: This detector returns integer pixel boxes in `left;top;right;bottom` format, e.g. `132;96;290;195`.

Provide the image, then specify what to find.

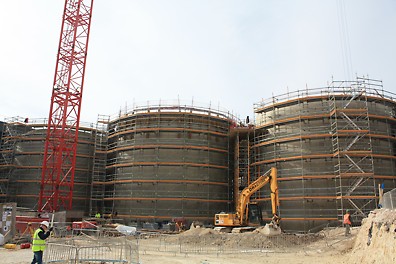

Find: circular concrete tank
252;79;396;232
105;103;234;225
1;119;95;213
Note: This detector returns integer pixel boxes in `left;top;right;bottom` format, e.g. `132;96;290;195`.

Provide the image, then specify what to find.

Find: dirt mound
181;225;216;236
178;225;323;249
350;209;396;264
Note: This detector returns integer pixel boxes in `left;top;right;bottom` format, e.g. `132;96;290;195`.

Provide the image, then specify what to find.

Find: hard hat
40;221;50;227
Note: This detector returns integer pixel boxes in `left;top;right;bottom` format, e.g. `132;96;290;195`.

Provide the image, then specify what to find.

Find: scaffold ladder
330;78;376;221
329;92;343;219
89;114;110;216
233;130;252;209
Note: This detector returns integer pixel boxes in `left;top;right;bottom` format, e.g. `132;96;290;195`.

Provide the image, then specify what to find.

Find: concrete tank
252;78;396;232
0;118;95;213
105;103;234;225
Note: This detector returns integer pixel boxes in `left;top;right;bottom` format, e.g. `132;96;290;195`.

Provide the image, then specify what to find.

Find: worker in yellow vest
31;221;53;264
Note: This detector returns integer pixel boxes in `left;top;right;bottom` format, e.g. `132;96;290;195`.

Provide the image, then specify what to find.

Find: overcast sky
0;0;395;123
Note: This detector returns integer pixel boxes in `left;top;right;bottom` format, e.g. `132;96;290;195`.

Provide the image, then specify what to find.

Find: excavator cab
247;203;263;226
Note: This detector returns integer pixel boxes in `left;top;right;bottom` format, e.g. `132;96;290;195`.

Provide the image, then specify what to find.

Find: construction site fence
43;237;139;264
136;230;345;255
40;227;355;263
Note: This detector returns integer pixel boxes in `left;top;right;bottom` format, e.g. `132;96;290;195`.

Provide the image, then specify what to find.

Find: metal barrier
137;232;327;255
43;237;139;264
382;188;396;209
42;228;351;262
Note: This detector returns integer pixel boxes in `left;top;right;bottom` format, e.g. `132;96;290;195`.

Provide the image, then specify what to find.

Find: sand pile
177;225;322;249
181;225;216;236
350;209;396;264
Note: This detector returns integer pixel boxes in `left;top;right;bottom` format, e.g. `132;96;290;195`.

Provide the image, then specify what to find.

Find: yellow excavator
214;167;280;234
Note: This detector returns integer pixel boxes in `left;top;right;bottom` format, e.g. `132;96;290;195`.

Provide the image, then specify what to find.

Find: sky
0;0;395;123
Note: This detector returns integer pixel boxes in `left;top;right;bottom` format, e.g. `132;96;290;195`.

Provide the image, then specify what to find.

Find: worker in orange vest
343;209;352;236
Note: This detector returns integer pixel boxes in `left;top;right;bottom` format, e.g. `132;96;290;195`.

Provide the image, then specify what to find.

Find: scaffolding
0;118;96;212
90;115;110;216
330;77;383;220
231;126;254;208
252;77;396;232
0;117;31;202
0;121;11;201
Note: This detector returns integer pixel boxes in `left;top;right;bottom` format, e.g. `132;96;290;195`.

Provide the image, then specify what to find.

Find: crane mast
39;0;94;212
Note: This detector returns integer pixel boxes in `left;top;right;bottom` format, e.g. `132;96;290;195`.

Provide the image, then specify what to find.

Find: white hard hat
40;221;49;227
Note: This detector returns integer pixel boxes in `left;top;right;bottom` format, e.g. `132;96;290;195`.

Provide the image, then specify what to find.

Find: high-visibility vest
32;228;46;252
343;213;351;225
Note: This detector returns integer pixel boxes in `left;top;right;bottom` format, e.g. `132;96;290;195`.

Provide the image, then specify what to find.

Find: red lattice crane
39;0;94;212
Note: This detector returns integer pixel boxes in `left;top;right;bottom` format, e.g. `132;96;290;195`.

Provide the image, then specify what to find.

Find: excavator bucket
259;223;282;236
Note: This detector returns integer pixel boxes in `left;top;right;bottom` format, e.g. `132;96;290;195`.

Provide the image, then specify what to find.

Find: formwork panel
114;166;228;182
114;199;228;222
113;182;228;199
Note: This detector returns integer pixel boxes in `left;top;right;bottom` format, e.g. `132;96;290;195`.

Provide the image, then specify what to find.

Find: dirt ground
1;209;394;264
0;245;350;264
0;228;356;264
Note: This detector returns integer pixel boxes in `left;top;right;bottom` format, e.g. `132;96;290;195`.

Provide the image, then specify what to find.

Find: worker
343;210;352;236
95;212;101;218
31;221;53;264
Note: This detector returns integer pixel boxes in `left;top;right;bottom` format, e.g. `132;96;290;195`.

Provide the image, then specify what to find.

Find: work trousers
345;224;351;236
31;250;43;264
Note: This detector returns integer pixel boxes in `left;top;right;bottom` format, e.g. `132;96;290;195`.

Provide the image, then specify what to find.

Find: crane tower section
39;0;94;212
